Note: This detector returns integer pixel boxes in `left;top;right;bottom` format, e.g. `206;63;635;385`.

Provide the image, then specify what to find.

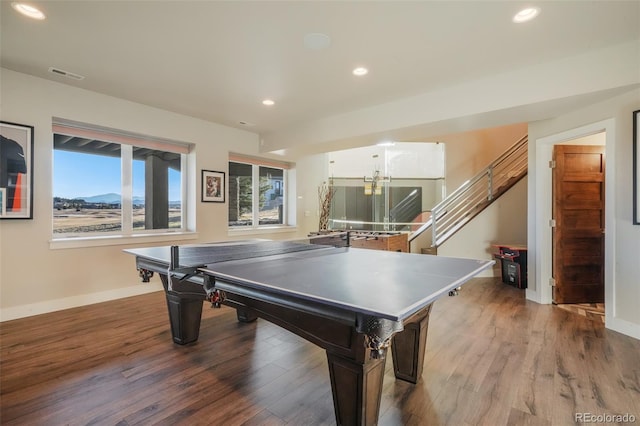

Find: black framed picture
1;121;34;219
634;109;640;224
202;170;225;203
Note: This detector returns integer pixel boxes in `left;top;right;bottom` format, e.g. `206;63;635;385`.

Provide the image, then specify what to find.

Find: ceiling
1;1;639;153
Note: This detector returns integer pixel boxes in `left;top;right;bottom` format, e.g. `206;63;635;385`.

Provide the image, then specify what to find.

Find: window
259;166;284;225
52;119;189;237
228;157;287;228
53;142;123;233
228;162;253;226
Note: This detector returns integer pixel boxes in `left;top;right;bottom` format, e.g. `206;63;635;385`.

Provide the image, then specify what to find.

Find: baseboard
470;263;500;278
605;315;640;341
514;289;638;341
525;288;541;304
0;282;164;322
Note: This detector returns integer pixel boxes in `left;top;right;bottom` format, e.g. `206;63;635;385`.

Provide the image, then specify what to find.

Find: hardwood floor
556;303;605;323
1;277;638;425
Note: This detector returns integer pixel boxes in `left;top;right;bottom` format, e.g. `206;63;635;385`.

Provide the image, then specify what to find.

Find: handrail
409;217;433;240
408;134;528;247
435;134;527;206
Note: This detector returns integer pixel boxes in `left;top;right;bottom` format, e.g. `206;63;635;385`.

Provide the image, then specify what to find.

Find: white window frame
228;155;291;231
50;118;196;249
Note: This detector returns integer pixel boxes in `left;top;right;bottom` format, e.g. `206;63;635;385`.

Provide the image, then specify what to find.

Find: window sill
227;225;298;237
49;231;199;250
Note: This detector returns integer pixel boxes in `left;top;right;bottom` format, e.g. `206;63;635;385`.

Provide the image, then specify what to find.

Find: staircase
409;135;528;251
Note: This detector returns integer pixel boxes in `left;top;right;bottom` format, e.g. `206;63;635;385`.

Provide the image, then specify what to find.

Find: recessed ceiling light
513;7;540;23
262;99;275;106
11;2;46;20
377;141;395;147
353;67;368;76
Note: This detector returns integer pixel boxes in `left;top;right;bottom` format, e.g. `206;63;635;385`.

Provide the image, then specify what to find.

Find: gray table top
126;241;493;322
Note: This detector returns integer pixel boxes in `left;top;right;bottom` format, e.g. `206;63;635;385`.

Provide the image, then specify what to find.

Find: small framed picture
201;170;225;203
1;121;34;219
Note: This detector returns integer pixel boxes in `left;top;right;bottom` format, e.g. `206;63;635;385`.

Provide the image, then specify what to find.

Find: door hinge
549;160;556;168
549;219;556;227
549;277;556;287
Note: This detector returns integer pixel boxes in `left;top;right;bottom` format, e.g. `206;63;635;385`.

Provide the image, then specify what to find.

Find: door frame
532;119;615;320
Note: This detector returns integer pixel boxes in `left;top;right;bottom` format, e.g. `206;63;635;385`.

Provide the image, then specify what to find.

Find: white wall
328;142;445;179
527;88;640;340
291;153;329;234
0;69;311;320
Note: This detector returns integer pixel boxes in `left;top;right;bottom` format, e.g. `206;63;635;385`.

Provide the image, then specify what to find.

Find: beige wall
408;123;528;262
2;68;638;342
437;177;528;278
437;123;527;193
0;69;310;320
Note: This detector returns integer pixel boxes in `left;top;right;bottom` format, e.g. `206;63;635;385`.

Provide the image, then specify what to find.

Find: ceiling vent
48;67;85;80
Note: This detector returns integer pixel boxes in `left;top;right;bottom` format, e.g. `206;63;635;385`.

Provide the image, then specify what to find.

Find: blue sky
53;151;181;200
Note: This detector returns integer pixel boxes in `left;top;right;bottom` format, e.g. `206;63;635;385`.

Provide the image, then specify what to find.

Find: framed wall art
634;110;640;224
1;121;34;219
201;170;225;203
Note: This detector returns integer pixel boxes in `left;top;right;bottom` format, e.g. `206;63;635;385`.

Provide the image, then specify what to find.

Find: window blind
229;153;292;170
52;117;191;154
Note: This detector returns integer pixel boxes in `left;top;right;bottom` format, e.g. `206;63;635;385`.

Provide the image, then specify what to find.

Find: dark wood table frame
128;243;492;426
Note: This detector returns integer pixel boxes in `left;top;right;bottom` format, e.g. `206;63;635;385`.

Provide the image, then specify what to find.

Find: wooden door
552;145;605;304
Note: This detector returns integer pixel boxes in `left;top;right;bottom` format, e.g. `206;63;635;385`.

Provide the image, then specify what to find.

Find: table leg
391;303;432;383
327;350;387;426
160;274;205;345
236;307;258;323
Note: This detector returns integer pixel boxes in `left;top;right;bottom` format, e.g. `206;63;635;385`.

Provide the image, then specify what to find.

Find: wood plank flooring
556;303;605;323
1;277;639;425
